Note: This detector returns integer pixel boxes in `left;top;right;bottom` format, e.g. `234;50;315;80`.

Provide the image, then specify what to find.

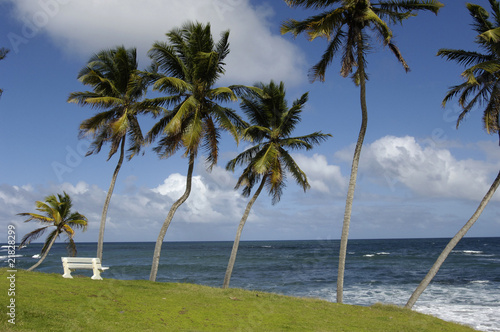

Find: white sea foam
362;252;390;257
304;283;500;332
415;302;500;332
453;250;484;255
0;254;23;260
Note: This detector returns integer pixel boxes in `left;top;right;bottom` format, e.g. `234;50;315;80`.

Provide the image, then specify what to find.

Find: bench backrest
61;257;102;264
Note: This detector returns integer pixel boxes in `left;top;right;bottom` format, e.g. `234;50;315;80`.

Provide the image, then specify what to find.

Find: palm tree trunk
149;153;195;282
223;175;267;289
27;229;59;271
405;169;500;309
337;38;368;304
96;136;125;262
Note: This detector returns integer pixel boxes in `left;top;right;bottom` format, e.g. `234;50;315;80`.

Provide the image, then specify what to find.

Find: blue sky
0;0;499;244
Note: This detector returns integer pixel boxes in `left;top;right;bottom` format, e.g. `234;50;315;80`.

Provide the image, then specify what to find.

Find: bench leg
62;266;73;279
91;268;103;280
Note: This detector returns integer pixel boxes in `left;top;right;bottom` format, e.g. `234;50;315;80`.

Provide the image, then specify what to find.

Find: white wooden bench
61;257;109;280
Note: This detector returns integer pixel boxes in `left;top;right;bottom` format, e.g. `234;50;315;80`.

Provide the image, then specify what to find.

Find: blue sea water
2;237;499;331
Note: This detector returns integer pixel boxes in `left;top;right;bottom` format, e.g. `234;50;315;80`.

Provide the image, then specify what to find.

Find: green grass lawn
0;268;477;331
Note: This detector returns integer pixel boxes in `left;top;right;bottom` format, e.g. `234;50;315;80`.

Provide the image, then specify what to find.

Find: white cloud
292;153;346;194
350;135;500;201
153;166;243;223
7;0;306;85
59;181;89;195
2;139;499;242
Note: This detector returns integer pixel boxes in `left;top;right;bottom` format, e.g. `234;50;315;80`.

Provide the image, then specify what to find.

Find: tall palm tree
281;0;443;303
0;47;9;98
68;46;159;262
18;192;88;271
222;81;331;289
406;0;500;309
146;21;247;282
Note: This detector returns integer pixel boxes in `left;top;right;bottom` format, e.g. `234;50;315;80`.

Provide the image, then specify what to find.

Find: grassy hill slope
0;268;477;331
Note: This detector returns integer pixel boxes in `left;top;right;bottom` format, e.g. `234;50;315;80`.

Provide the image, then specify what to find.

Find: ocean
2;237;499;331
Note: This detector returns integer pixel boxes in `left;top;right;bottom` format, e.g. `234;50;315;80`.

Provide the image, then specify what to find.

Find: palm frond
279;148;310;192
62;224;75;239
467;3;493;34
181;109;203;153
202;116;220;170
153;76;191;94
166;95;199;134
17;212;53;224
209;87;238;102
437;49;491;67
126;116;145;159
226;145;262;172
462;60;500;84
210;105;244;143
375;1;443;15
66;238;77;257
18;226;51;248
146;110;177;144
284;0;344;10
70;46;152;162
479;26;500;42
310;29;346;82
253;143;279;174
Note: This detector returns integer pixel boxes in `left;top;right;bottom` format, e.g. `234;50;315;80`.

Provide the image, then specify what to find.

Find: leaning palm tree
0;47;9;98
68;46;159;262
18;192;88;271
146;21;248;282
281;0;443;303
222;81;331;289
406;0;500;309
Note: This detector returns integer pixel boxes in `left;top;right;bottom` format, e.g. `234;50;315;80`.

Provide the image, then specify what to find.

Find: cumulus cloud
292;153;346;195
152;168;242;223
3;137;499;242
7;0;306;85
0;177;243;243
341;135;500;201
0;153;345;242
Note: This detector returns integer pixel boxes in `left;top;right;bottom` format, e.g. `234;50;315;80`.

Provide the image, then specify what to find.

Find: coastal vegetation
222;81;331;288
281;0;444;303
11;1;499;327
68;46;159;262
0;269;477;332
406;0;500;309
144;22;248;282
17;192;87;271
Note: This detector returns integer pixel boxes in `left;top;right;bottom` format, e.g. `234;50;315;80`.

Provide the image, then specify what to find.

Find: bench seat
61;257;109;280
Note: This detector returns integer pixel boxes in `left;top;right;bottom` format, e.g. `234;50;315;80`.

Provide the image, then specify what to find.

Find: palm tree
222;81;331;289
18;192;88;271
146;21;248;282
0;47;9;98
68;46;159;262
406;0;500;309
281;0;443;303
